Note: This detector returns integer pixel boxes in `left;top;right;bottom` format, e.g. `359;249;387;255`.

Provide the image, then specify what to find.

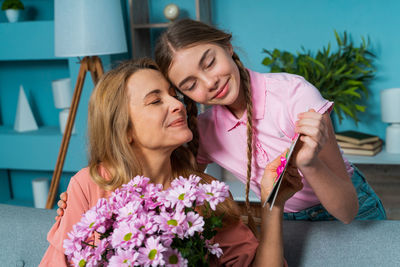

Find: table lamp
46;0;127;209
381;88;400;154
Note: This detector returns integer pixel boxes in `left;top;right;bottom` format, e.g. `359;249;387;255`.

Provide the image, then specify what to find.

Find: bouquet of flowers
63;175;230;267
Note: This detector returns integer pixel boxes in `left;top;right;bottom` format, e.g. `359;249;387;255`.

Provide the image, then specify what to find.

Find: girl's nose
203;73;219;92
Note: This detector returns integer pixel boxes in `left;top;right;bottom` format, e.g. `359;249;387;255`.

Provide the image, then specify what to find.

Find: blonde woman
42;59;302;266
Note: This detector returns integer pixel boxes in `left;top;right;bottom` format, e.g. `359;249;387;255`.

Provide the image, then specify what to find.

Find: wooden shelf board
343;145;400;165
0;21;67;61
132;23;170;29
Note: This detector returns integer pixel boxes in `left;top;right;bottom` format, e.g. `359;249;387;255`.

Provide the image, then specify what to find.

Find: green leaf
355;104;366;112
306;56;325;69
262;57;273;66
342;87;361;98
334;30;342;46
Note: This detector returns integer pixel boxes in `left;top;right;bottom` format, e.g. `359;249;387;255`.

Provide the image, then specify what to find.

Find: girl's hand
294;109;329;168
260;151;303;206
54;192;68;220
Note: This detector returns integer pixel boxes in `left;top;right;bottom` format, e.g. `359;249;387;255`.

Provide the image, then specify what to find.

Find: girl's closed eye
184;81;197;92
205;57;215;69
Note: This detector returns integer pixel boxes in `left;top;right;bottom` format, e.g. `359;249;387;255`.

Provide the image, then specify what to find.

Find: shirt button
311;211;318;218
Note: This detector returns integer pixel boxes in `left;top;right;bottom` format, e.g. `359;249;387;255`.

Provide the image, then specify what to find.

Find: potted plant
2;0;24;23
261;31;376;125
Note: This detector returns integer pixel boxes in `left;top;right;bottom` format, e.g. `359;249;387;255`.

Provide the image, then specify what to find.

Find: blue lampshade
54;0;127;57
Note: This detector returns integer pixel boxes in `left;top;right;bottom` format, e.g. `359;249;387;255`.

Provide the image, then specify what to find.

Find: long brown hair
87;58;240;224
154;19;257;235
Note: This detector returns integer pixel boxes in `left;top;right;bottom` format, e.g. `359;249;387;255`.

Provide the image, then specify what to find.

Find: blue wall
211;0;400;139
1;0;398;206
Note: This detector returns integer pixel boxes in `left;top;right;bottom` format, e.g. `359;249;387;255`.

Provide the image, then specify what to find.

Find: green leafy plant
1;0;24;11
262;31;376;124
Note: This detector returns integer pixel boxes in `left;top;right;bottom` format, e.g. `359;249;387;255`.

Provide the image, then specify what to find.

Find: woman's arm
41;171;92;266
252;153;303;267
295;110;358;223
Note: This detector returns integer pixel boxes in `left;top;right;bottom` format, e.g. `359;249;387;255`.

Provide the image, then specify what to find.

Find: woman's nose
170;96;185;113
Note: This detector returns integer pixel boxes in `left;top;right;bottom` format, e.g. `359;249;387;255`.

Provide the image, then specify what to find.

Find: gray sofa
0;203;399;267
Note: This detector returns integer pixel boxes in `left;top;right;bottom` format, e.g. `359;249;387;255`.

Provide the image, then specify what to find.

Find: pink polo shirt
197;70;354;212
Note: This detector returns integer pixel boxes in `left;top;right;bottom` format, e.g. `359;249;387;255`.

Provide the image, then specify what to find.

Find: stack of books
335;130;382;156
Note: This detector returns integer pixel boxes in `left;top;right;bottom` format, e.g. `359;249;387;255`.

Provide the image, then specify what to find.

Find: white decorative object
163;3;179;21
52;78;72;109
52;78;75;134
32;178;49;209
381;88;400;153
14;85;39;132
5;9;20;23
59;108;75;134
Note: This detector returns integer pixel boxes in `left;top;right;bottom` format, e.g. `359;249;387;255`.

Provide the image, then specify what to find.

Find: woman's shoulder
70;167;94;186
68;166;107;195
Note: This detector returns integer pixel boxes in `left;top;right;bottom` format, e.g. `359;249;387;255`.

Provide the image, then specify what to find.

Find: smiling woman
42;58;302;266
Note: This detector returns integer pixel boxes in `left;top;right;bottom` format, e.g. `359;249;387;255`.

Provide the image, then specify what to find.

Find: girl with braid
57;19;386;235
152;18;386;231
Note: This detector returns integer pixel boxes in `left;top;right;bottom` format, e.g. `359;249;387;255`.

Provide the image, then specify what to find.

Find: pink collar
214;69;266;132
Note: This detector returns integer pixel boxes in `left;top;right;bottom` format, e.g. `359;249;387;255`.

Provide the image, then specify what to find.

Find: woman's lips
168;118;186;127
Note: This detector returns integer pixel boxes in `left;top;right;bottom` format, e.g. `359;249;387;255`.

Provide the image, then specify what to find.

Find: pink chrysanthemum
164;248;188;267
111;221;144;250
199;180;229;210
205;240;223;258
108;249;139;267
185;211;204;238
138;236;167;266
155;210;188;239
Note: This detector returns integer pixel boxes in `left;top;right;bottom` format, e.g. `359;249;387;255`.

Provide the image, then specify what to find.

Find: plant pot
5;9;20;23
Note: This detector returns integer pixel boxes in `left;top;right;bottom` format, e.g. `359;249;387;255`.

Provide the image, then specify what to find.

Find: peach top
39;167;259;266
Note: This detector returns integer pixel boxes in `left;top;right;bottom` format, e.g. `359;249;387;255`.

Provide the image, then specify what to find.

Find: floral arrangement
63;175;229;267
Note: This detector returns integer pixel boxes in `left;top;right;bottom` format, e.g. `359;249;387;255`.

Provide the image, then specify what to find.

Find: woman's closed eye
149;99;161;105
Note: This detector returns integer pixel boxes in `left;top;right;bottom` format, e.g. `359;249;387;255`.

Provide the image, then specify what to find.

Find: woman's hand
260;151;303;207
294;109;329;168
54;192;68;220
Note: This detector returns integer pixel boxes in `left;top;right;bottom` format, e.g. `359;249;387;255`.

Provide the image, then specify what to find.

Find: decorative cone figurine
14;85;38;132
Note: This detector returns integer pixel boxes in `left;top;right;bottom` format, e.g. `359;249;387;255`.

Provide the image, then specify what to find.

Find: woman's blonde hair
87;58;240;224
154;19;257;235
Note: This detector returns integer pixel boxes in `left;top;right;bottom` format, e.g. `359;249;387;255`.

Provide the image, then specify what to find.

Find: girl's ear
227;43;234;56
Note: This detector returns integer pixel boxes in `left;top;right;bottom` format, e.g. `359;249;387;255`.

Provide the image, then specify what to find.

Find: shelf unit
0;19;94;206
0;21;88;173
344;145;400;165
129;0;211;59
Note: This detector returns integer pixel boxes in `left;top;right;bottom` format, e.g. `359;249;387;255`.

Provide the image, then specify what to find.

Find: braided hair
155;19;258;236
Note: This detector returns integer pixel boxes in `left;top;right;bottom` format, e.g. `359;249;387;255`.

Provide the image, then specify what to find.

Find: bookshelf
129;0;211;59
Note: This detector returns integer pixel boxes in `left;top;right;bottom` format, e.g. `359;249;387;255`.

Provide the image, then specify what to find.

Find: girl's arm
295;110;358;224
252;154;303;267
